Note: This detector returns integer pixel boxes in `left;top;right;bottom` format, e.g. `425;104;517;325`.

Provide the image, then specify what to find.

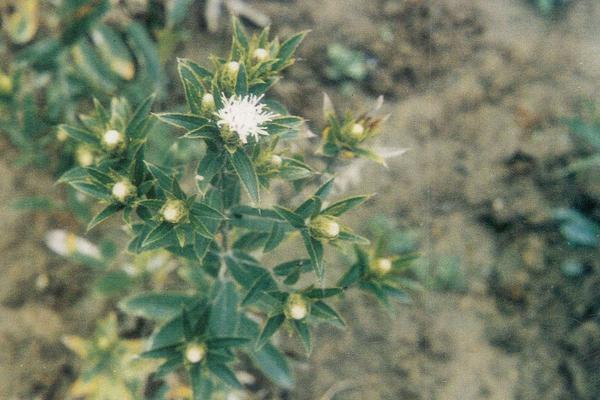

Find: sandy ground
1;0;600;399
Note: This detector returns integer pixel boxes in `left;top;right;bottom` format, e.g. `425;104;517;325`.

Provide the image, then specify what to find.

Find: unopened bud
185;342;207;363
270;155;283;168
101;129;125;151
0;73;12;95
111;179;135;203
75;146;94;167
370;257;392;276
201;93;215;111
226;61;240;76
161;199;187;224
252;48;269;62
285;294;310;320
56;127;69;142
348;123;365;140
309;215;340;240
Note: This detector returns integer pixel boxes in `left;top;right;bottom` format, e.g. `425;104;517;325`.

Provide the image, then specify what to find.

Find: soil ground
1;0;600;399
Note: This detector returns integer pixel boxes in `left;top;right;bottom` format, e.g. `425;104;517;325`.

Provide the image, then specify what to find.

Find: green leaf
230;149;260;204
231;17;249;49
127;93;155;139
59;124;99;144
242;273;274;306
87;203;123;231
311;301;345;327
142;221;175;248
155;113;210;130
338;229;370;245
209;281;239;336
126;21;161;93
292;319;312;354
182;125;220;140
321;195;370;216
119;292;194;320
337;262;363;288
206;337;250;348
256;314;285;350
166;0;195;29
273;31;308;70
235;63;248;95
274;206;306;228
141;344;180;359
314;177;335;200
156;355;183;377
144;161;174;192
264;222;286;252
188;213;214;240
294;197;321;219
91;24;135;81
69;181;110;200
304;287;343;299
301;230;324;280
190;363;213;400
207;362;242;389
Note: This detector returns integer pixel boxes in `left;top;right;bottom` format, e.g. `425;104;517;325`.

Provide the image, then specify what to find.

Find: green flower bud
270;155;283;168
75;146;95;167
0;73;12;96
348;123;365;140
370;257;392;276
185;342;207;364
252;48;269;62
225;61;240;77
56;126;69;142
101;129;125;151
201;93;215;112
309;215;340;240
160;199;188;224
284;294;310;320
111;179;136;203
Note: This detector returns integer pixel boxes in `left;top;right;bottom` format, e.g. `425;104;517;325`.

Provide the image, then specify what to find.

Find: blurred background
1;0;600;399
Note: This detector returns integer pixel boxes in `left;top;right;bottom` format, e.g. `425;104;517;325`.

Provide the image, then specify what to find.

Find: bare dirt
1;0;600;399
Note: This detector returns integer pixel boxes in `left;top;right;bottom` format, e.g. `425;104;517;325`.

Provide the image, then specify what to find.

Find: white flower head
216;94;278;144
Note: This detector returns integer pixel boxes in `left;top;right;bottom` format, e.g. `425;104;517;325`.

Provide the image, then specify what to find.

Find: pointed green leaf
142;221;175;248
274;206;306;228
301;230;324;280
230;149;260;203
207;362;242;389
256;314;285;350
321;195;370;216
292;319;312;354
118;292;194;320
87;203;123;231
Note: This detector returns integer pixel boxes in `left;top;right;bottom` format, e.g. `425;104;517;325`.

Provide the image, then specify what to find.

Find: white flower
216;94;277;144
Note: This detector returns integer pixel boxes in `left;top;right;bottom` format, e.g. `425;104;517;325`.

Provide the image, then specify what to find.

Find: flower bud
252;48;269;62
309;215;340;240
111;179;136;203
201;93;215;112
270;155;283;168
75;146;95;167
348;123;365;140
0;73;13;96
185;342;207;364
226;61;240;77
284;294;310;320
101;129;125;151
56;127;69;142
370;257;392;276
161;199;188;224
